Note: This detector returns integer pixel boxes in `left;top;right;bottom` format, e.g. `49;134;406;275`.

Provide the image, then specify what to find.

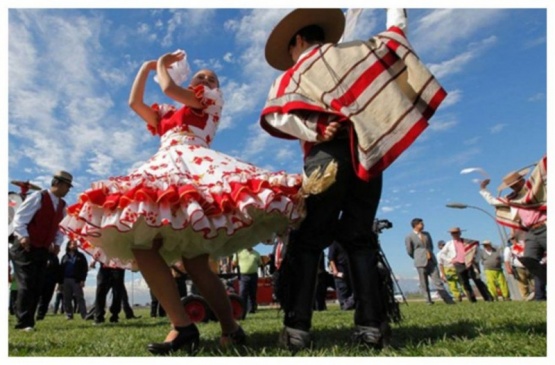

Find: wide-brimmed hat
53;170;73;187
448;227;462;234
482;240;492;245
497;168;530;192
265;8;345;71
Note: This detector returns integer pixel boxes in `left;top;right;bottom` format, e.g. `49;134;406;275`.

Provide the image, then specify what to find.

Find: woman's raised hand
160;50;185;68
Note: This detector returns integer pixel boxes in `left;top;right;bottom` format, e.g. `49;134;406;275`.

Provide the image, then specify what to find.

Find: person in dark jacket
59;240;89;319
90;261;125;324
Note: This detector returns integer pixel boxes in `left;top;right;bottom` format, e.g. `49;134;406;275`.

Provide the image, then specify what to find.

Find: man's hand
480;179;490;190
19;237;31;252
506;266;513;275
317;122;341;142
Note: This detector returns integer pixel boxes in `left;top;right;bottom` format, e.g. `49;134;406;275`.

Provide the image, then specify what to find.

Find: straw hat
53;170;73;187
264;9;345;71
482;240;492;245
448;227;462;234
497;168;529;192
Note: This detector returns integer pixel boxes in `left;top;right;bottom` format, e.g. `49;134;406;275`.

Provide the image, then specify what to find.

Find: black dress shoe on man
147;324;200;356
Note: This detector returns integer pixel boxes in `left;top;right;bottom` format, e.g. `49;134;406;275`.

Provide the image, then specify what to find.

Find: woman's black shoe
147;324;200;355
220;325;247;347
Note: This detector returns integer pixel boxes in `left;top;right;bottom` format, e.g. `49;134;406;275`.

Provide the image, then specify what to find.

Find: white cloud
528;93;545;102
275;148;295;162
438;147;482;167
428;36;497;79
412;9;505;57
428;51;474;79
8;10;156;181
240;122;273;160
464;136;481;145
87;151;114;176
193;58;223;71
428;119;458;132
382;206;395;213
223;52;234;63
490;123;507;134
440;89;462;108
161;9;217;47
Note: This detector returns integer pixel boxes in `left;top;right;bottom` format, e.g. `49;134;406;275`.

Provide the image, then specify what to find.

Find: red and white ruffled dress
60;85;303;269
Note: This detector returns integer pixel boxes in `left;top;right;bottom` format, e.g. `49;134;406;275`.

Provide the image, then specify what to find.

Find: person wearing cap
440;227;477;303
405;218;455;305
441;227;493;303
504;235;535;300
436;240;463;302
9;170;72;331
259;8;447;350
479;156;546;299
477;240;510;301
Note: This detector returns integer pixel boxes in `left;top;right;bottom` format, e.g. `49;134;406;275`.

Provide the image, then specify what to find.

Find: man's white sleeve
386;8;408;34
264;112;321;142
479;189;505;207
12;191;42;239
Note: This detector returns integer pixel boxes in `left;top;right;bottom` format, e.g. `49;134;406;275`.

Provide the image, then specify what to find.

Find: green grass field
8;300;547;357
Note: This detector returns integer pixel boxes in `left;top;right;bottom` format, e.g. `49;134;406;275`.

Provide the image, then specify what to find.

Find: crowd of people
8;7;546;356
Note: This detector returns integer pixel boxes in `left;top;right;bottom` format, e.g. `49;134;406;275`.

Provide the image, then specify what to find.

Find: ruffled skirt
60;132;303;268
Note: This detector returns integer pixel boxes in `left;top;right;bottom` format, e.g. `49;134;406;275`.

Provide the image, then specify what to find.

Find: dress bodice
148;85;223;148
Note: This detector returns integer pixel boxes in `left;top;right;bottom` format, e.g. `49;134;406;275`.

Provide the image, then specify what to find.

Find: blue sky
3;3;550;303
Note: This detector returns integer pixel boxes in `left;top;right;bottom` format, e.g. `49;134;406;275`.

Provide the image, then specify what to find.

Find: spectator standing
405;218;455;305
233;248;262;315
59;240;89;319
436;240;463;302
328;241;354;310
9;171;72;331
478;240;510;301
441;227;478;303
504;236;535;300
53;286;64;314
90;261;125;324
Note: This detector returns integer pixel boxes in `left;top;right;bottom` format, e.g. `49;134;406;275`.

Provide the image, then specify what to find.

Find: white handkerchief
154;49;191;86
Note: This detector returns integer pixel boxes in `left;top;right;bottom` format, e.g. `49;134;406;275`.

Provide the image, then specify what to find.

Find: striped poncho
494;155;547;229
260;26;447;181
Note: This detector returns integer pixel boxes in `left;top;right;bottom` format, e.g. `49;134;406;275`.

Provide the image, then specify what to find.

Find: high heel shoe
220;325;247;347
147;324;200;355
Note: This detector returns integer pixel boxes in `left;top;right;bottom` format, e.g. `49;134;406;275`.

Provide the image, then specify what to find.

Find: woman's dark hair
288;24;325;48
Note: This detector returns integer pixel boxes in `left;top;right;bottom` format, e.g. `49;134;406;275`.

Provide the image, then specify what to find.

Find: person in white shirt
504;235;535;300
479;163;546;299
9;171;72;331
436;240;463;302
